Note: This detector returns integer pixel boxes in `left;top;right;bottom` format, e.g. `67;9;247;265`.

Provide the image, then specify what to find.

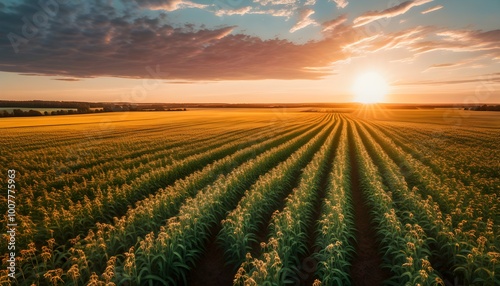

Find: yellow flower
402;256;413;267
419;269;428;280
67;264;80;281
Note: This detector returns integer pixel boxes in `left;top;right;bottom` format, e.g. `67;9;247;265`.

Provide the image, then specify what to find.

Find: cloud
342;24;500;65
257;0;296;6
289;9;317;33
322;14;347;32
215;6;252;16
428;63;456;69
421;5;443;14
53;78;81;81
394;74;500;86
353;0;433;27
410;29;500;56
343;26;430;55
0;1;356;81
423;55;487;71
167;80;197;84
209;1;296;18
332;0;348;9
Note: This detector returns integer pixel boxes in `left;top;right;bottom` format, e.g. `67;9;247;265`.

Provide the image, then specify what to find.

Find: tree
27;110;43;116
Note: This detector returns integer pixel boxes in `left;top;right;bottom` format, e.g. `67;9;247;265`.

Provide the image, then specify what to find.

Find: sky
0;0;499;103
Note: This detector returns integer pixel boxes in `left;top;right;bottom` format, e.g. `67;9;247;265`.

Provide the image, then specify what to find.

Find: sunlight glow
352;71;388;104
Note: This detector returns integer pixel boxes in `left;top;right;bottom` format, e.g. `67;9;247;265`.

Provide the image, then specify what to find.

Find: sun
352;71;388;104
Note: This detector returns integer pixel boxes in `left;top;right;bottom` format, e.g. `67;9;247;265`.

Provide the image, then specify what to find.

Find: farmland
0;108;498;285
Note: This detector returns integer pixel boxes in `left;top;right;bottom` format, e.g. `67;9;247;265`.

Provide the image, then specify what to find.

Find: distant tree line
0;101;187;118
0;100;102;109
0;107;106;117
464;105;500;111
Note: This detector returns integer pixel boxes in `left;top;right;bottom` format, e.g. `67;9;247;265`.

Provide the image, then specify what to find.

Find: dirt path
348;129;390;286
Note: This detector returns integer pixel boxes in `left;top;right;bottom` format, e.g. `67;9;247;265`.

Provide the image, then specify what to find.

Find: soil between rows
348;128;390;286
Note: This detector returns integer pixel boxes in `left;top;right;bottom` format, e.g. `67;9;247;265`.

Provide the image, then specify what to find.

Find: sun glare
352;71;388;104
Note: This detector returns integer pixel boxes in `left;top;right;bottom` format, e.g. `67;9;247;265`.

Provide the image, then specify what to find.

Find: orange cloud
322;14;347;32
394;73;500;86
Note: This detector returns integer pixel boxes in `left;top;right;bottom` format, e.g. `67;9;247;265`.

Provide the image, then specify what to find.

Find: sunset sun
352;71;388;104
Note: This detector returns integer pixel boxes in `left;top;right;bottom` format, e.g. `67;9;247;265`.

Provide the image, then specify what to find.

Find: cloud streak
332;0;348;9
322;14;347;32
421;5;443;14
289;9;317;33
353;0;433;27
53;78;81;81
394;74;500;86
132;0;207;11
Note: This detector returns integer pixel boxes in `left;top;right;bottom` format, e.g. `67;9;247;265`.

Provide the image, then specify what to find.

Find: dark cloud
0;0;354;80
53;78;81;81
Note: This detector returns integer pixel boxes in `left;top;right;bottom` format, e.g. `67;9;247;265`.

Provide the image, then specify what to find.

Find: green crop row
350;121;443;286
234;117;342;285
313;121;356;285
218;118;336;270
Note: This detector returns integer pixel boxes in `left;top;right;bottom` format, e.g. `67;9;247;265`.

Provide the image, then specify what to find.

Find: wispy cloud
322;14;347;32
343;26;430;54
394;73;500;85
343;23;500;66
214;6;252;16
289;9;317;33
428;63;457;69
411;29;500;56
332;0;348;9
134;0;207;11
353;0;433;27
423;55;487;72
256;0;296;5
421;5;443;14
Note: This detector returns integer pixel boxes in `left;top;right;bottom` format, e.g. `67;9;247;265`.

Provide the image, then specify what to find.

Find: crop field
0;109;498;285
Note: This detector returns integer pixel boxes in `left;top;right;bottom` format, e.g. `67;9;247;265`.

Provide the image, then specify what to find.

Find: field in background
0;109;498;285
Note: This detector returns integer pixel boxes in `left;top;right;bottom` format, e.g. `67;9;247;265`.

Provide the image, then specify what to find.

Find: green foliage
1;111;497;285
